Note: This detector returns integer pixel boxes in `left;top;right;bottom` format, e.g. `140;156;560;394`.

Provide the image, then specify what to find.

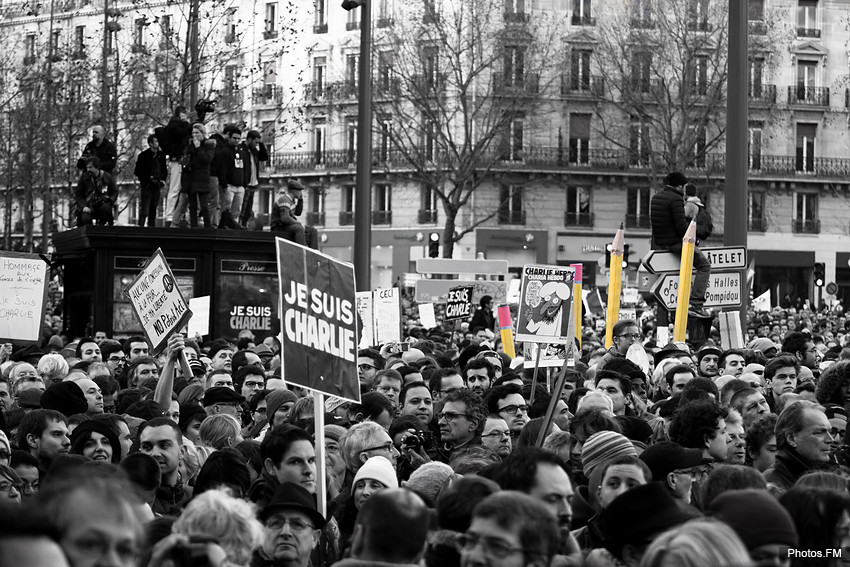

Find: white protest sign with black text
373;287;401;345
126;248;192;355
0;252;49;344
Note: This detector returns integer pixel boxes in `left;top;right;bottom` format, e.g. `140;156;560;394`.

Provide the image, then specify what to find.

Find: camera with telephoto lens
195;99;216;114
402;430;429;451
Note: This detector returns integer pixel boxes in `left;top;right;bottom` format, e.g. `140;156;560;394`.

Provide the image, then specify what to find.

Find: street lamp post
343;0;372;292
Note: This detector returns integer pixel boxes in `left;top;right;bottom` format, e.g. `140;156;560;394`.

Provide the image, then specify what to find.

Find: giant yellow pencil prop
571;263;582;347
673;220;698;342
498;305;516;358
604;223;625;349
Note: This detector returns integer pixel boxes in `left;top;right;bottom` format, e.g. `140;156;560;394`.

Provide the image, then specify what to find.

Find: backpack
695;205;713;241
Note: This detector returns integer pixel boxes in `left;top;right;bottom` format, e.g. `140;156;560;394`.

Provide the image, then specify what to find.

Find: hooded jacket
649;186;690;249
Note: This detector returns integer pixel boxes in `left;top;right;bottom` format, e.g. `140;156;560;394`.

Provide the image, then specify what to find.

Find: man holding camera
74;157;117;226
134;134;167;227
76;124;117;174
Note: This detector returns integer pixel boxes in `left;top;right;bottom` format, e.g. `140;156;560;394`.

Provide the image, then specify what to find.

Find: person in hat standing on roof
650;171;711;318
271;179;318;248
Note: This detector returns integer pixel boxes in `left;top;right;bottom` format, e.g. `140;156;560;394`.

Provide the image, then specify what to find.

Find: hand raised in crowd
166;332;186;362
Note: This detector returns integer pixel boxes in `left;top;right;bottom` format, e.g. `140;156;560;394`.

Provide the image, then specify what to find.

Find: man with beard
463;359;495;397
139;417;187;514
485;384;530;440
435;389;485;463
76;124;117;173
523;282;571;338
74;157;117;226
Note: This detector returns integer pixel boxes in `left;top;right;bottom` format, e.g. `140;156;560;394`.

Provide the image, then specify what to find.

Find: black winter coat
650;186;690;249
181;139;216;194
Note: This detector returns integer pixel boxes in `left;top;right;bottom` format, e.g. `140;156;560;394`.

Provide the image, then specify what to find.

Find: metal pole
725;0;748;329
353;1;372;292
100;0;110;127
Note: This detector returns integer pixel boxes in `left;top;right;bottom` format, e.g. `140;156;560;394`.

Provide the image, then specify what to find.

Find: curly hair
442;388;487;436
568;407;621;443
668;400;729;450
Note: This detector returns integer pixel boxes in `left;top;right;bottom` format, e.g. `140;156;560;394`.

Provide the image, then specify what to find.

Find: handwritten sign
126;248;192;355
445;285;473;321
0;252;48;344
356;291;374;348
373;287;401;344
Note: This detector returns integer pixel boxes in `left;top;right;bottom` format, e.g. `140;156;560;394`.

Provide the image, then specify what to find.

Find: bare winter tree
369;0;568;257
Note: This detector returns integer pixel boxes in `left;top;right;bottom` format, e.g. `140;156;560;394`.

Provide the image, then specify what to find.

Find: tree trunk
442;205;458;258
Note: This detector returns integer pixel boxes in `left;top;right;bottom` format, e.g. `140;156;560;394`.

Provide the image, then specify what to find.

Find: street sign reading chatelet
652;271;743;310
276;238;359;403
445;285;474;321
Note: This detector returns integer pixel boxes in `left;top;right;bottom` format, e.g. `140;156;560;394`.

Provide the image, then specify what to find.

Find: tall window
687;55;708;96
422;113;436;161
24;34;36;61
133;18;146;51
420;184;437;223
795;60;818;102
50;30;61;54
422;46;438;90
105;28;115;56
314;0;327;30
794;192;818;233
346;119;357;163
748;0;764;20
629;116;650;166
631;0;652;26
340;185;354;225
312;118;326;165
566;186;591;226
626;187;651;228
569;114;591;164
499;185;524;225
346;54;358;89
796;123;816;172
377;51;393;92
749;192;765;231
687;0;709;30
630;51;652;93
505;0;525;14
75;25;85;58
572;0;592;25
686;126;707;167
313;56;327;96
308;188;325;226
264;3;277;37
161;15;173;47
347;7;359;29
224;12;236;42
501;116;524;161
379;117;393;162
797;0;818;37
748;122;763;171
748;57;764;98
503;46;524;87
373;184;392;225
570;49;591;91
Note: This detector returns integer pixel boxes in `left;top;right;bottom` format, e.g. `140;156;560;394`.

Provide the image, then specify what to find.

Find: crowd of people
2;299;850;567
74;111;317;247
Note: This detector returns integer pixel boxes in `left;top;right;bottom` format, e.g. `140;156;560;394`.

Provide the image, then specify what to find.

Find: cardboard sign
418;303;437;329
126;248;192;355
276;238;360;403
515;265;576;344
356;291;374;348
445;285;473;321
188;296;211;338
373;287;401;345
0;252;49;344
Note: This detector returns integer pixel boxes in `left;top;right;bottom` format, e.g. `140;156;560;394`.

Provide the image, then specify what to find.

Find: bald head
351;489;430;563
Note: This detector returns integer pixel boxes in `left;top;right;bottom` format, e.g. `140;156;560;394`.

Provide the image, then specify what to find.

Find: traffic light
341;0;364;10
814;262;825;287
428;232;440;258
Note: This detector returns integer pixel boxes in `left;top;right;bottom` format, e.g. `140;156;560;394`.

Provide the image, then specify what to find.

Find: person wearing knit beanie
352;456;398;510
582;431;636;477
403;461;454;507
708;489;798;562
40;382;88;417
324;424;346;443
70;420;122;464
0;430;10;466
265;389;298;428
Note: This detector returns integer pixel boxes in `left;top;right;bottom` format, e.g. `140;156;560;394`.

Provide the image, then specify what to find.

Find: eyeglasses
438;412;470;422
266;516;314;533
498;404;528;416
481;430;511;439
455;533;525;559
0;450;9;461
618;333;643;341
108;356;126;363
244;380;265;388
359;364;377;371
362;442;394;454
0;481;21;494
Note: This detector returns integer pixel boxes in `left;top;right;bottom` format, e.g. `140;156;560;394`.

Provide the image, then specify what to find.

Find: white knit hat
353;456;398;489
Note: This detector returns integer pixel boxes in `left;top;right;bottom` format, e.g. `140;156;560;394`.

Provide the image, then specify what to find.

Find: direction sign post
652;271;743;310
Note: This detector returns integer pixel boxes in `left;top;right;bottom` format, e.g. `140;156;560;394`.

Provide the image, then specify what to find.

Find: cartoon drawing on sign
524;281;571;337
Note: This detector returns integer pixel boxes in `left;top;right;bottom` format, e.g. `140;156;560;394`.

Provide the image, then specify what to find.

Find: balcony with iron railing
313;23;328;34
302;81;357;104
625;214;651;229
560;75;604;98
564;211;594;227
749;19;767;35
748;83;776;105
630;17;654;29
376;17;394;28
346;20;360;31
418;209;438;223
788;85;829;108
372;211;392;225
253;84;284;105
748;217;767;232
626;78;665;100
306;212;325;226
792;219;820;234
686;19;713;31
498;209;526;225
268;146;850;180
571;14;595;26
797;26;821;38
339;211;354;226
263;29;278;40
493;73;540;96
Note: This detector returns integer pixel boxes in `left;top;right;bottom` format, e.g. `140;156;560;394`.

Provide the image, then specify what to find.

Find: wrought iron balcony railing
564;211;594;227
788;85;829;107
792;219;820;234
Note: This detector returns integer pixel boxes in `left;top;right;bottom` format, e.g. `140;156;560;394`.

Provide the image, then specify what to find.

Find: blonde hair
199;414;241;450
640;519;753;567
173;489;263;565
192;122;207;138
